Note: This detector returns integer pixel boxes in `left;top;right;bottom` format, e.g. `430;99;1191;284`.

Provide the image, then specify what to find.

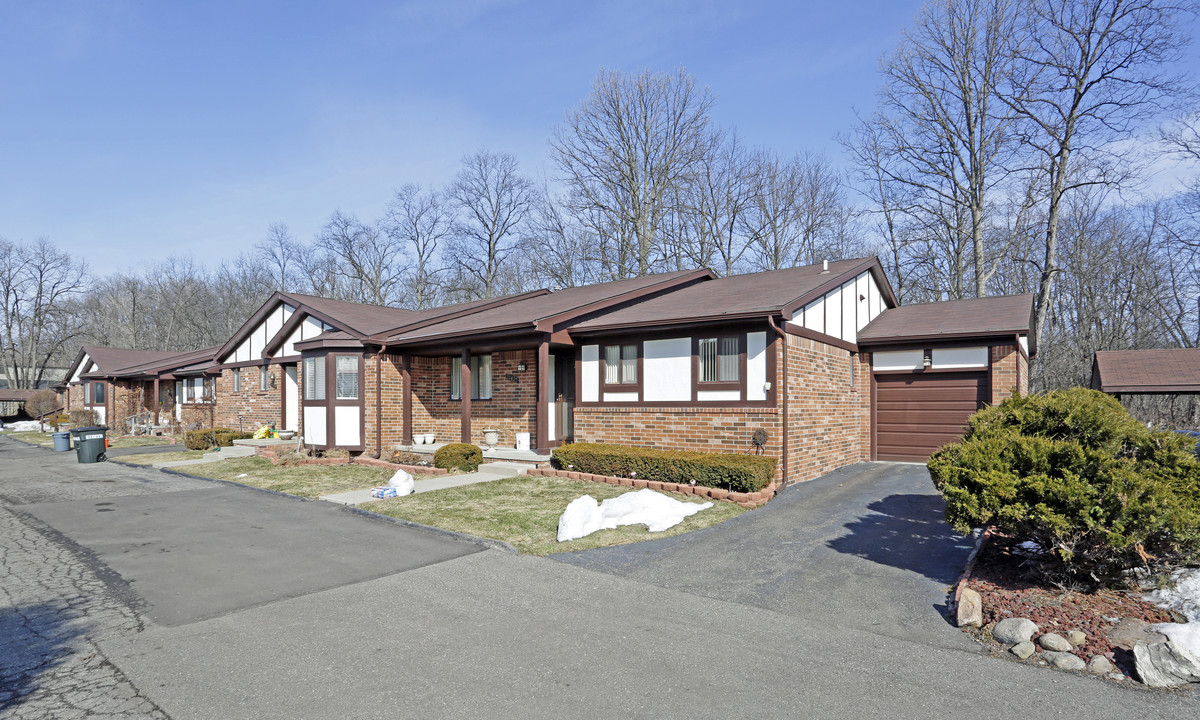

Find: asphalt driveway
555;461;982;650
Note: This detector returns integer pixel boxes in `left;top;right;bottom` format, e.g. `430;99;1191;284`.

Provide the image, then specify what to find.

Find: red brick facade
214;366;284;433
785;337;872;484
409;350;537;448
990;344;1027;404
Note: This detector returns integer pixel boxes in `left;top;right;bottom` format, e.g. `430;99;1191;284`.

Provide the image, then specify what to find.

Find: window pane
260;366;268;391
233;368;241;393
699;338;717;382
621;344;637;383
304;356;326;400
94;382;105;404
335;356;358;399
719;337;739;381
450;357;462;400
476;355;492;400
604;346;620;384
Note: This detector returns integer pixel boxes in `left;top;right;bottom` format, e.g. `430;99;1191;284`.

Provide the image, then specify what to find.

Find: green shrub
184;427;235;450
213;431;254;447
434;443;483;472
929;388;1200;587
552;443;776;493
69;409;99;428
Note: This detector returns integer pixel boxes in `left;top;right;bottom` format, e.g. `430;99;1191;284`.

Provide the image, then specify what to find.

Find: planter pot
278;431;295;440
424;434;435;445
483;429;500;448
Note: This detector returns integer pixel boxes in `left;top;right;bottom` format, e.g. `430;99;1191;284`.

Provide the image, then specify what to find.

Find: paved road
2;435;1197;719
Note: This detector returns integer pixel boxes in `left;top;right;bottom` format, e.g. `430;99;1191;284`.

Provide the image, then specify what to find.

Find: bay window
303;356;326;400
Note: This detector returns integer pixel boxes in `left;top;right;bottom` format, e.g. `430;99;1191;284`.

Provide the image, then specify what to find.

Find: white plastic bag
387;469;415;496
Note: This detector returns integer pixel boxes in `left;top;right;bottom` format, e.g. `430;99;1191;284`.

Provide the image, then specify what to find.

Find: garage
857;294;1035;463
873;371;989;462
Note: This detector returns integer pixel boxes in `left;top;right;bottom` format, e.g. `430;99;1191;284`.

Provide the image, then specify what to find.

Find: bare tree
674;129;753;275
522;186;597;290
741;151;845;272
446;151;532;299
255;222;305;293
551;68;715;278
315;211;405;306
0;238;88;389
1005;0;1193;350
382;184;450;309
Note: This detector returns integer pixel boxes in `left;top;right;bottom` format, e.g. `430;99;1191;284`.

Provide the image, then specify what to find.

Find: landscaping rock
1066;630;1087;647
1133;642;1200;688
1107;618;1168;651
1042;651;1086;671
956;588;983;628
1038;633;1072;652
1011;641;1037;659
1086;655;1116;674
993;617;1038;645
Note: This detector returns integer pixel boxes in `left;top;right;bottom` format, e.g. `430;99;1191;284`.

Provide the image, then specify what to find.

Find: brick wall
214;366;282;433
409;350;537;447
784;336;871;484
990;344;1023;404
363;353;406;454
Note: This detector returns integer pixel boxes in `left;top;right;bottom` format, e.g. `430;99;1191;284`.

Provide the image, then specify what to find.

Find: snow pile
1147;568;1200;660
387;469;415;496
557;488;713;542
0;420;48;432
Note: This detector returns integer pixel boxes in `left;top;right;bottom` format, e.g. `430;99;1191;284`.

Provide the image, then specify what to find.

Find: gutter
768;315;789;491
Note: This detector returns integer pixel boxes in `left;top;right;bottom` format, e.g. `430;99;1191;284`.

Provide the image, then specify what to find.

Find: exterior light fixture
270;373;278;389
517;363;526;371
922;355;932;369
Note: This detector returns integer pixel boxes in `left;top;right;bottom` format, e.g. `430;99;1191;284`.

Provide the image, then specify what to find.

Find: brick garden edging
525;467;779;508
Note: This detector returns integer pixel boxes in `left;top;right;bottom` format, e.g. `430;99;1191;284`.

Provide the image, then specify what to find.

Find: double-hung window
698;337;740;383
232;368;241;393
450;354;492;400
335;356;359;399
303;356;326;400
603;344;638;385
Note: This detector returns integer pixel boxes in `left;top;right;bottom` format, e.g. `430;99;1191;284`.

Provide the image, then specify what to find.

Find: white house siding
581;345;600;402
603;392;639;402
798;271;888;344
697;390;740;402
334;406;360;446
304;406;327;445
643;338;691;402
747;332;768;401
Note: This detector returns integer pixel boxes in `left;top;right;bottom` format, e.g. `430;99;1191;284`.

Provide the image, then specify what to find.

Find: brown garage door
874;371;989;462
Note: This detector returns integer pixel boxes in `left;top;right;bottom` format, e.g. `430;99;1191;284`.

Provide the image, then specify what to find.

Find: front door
550;350;575;443
283;365;299;432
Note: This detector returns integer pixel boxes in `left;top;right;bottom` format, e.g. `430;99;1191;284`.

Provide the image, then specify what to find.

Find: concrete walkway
152;444;256;468
319;461;530;505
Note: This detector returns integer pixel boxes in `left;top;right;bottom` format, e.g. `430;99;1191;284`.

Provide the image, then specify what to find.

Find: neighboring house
1091;349;1200;395
1;364;67;416
60;346;216;430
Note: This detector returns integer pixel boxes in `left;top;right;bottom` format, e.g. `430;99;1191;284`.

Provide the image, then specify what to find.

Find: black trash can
71;426;108;463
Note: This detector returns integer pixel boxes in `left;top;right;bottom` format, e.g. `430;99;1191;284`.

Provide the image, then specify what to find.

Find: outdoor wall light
517;363;526;371
270;373;277;389
922;355;932;369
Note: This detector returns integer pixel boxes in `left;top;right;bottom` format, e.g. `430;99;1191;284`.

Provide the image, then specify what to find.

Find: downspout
768;315;789;491
376;350;383;457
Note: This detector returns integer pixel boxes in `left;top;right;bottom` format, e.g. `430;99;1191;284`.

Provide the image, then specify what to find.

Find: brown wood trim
869;366;877;461
218;355;302;370
536;340;549;453
294;336;365;351
779;258;880;319
401;355;413;445
575;400;776;410
782;322;859;353
214;291;288;362
692;334;748;399
871;366;988;376
598;340;643;399
261;309;308;359
375;352;382;456
460;348;471;442
859;332;1026;348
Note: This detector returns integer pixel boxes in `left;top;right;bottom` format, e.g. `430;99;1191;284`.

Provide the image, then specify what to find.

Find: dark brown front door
874;371;989;462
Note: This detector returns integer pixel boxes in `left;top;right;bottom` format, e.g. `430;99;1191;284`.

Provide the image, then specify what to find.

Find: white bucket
515;432;531;451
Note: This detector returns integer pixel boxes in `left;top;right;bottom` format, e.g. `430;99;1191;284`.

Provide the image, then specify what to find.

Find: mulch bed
965;533;1179;669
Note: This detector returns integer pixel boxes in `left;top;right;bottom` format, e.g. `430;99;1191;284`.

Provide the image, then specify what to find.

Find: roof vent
821;259;829;274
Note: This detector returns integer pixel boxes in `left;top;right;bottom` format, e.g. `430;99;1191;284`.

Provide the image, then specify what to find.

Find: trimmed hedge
184;427;235;450
434;443;483;472
551;443;776;493
929;388;1200;587
214;431;254;447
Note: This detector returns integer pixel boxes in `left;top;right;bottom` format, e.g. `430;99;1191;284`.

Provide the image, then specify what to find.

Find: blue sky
0;1;1192;277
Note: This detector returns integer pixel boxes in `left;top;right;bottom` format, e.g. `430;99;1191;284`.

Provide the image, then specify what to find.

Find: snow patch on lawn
0;420;48;432
557;489;712;542
1147;568;1200;659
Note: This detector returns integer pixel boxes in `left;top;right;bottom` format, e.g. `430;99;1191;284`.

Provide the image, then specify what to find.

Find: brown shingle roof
383;270;712;345
109;346;220;378
77;346;186;378
1092;349;1200;393
857;294;1034;349
278;292;421;336
568;259;886;332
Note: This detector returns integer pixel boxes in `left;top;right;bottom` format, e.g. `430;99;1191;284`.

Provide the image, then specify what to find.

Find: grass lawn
2;430;181;449
367;475;750;555
118;450;207;465
3;430;56;446
177;456;408;499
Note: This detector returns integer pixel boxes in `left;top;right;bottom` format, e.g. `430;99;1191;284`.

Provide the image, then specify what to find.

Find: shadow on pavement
827;493;971;588
0;601;83;712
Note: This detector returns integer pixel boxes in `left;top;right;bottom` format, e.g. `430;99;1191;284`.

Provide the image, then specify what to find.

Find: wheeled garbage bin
71;426;108;463
52;431;71;451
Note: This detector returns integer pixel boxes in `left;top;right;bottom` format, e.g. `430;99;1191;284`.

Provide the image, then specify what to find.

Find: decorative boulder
387;469;415;496
1011;641;1036;659
1133;642;1200;688
1066;630;1087;647
1086;656;1116;674
1107;618;1167;651
956;588;983;628
993;618;1038;645
1042;651;1086;671
1038;633;1072;652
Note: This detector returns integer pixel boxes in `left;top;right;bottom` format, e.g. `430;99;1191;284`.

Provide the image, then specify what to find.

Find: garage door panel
874;371;988;462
